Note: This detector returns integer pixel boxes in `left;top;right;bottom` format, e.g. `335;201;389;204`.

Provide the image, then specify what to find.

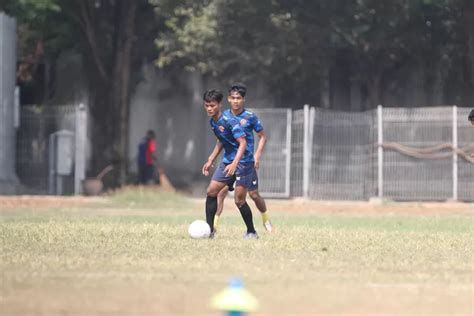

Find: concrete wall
0;13;18;194
128;66;210;190
128;64;276;192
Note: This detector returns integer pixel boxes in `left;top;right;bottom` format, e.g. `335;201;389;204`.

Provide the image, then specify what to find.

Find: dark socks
205;196;218;232
238;202;256;234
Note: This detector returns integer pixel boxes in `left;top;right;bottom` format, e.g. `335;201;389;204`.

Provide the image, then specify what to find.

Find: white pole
74;103;87;195
303;104;310;198
14;86;20;128
284;109;292;197
452;105;458;201
377;105;383;198
308;107;316;196
0;16;3;103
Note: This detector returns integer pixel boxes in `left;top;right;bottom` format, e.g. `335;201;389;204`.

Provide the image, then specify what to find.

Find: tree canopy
153;0;473;108
2;0;472;186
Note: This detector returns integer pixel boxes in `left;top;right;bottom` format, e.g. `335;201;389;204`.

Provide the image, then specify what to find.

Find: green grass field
1;188;473;315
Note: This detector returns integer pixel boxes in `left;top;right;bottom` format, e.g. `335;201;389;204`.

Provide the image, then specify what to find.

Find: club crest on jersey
240;119;247;126
218;125;225;132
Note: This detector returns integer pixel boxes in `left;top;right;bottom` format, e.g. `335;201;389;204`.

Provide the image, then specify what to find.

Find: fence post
75;103;87;195
303;104;310;198
308;107;315;196
452;105;458;201
309;107;315;157
14;86;20;128
377;105;383;198
285;109;292;197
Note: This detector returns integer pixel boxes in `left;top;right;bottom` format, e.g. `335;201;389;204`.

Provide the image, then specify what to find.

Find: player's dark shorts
212;161;258;191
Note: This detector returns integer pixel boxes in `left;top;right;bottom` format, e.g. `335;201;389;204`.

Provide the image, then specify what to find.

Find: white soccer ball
188;220;211;239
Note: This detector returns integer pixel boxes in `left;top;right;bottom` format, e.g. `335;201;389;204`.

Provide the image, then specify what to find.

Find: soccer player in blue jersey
201;89;259;239
213;83;273;233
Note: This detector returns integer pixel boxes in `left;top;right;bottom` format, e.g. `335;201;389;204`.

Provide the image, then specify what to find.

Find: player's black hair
203;89;223;103
229;83;246;97
146;130;155;139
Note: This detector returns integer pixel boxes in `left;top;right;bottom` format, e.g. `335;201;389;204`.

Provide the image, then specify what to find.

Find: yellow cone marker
211;278;259;316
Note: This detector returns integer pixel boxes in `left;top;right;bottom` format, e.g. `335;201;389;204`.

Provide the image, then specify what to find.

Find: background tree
2;0;158;186
459;0;474;102
153;0;471;108
60;0;140;186
2;0;471;188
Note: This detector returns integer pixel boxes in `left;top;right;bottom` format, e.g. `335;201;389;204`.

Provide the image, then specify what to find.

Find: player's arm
208;140;223;163
224;136;247;176
254;130;266;169
202;141;223;176
252;114;266;169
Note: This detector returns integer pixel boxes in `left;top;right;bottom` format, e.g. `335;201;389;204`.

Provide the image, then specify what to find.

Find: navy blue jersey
223;108;263;156
210;113;254;163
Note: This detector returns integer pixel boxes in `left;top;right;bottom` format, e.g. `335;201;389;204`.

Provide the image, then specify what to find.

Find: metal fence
377;106;474;201
457;107;474;201
250;108;292;197
256;105;473;201
308;108;377;200
11;103;473;201
16;104;87;195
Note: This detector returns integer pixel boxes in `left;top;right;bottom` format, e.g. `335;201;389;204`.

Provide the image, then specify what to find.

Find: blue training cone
211;278;259;316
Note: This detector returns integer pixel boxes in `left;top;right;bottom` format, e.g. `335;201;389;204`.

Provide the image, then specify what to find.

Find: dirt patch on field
186;196;474;216
266;198;473;215
1;194;472;216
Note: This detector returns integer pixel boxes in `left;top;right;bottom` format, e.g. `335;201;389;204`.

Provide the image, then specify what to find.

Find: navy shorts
212;161;258;191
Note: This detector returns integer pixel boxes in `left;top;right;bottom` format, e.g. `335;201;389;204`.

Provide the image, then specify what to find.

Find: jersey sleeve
251;113;264;133
228;118;246;140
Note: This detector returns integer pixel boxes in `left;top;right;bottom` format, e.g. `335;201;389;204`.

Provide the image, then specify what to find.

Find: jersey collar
230;108;245;117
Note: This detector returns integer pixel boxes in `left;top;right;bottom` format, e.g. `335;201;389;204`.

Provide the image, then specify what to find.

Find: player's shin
238;202;256;234
205;195;218;232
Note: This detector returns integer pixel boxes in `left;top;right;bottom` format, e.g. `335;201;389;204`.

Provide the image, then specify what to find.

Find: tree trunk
112;1;138;186
73;0;139;187
368;74;382;108
88;79;114;182
427;59;445;106
462;0;474;102
320;62;330;109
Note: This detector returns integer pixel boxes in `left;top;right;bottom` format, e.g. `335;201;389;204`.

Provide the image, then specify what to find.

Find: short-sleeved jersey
210;112;254;164
223;108;263;156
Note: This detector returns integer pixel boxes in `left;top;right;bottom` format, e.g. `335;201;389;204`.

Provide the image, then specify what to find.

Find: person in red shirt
138;130;158;185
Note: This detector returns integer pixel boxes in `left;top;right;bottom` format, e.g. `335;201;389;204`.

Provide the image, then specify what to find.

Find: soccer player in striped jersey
213;83;273;233
201;89;259;239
